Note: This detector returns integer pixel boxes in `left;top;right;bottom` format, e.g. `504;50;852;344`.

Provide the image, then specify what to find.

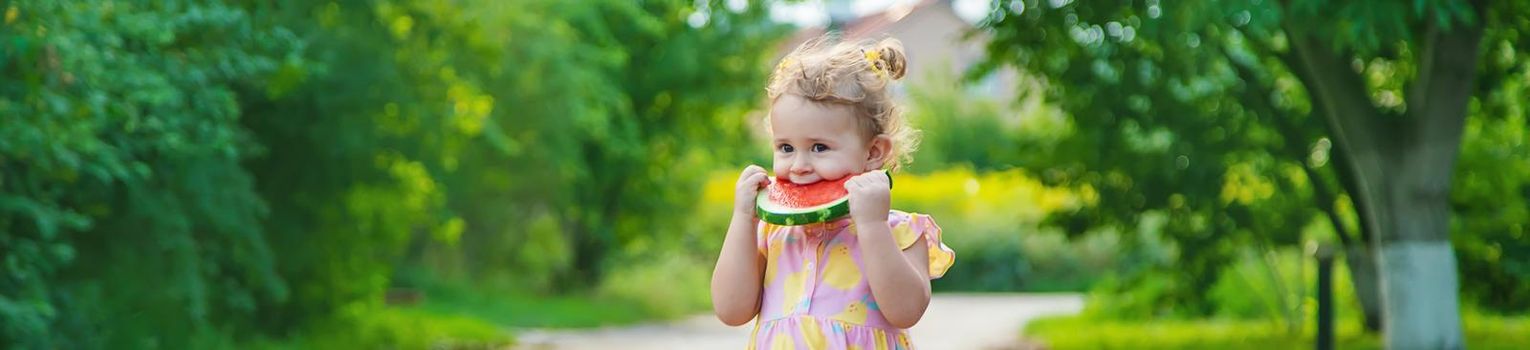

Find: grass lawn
415;285;654;329
1023;310;1530;349
249;307;513;349
249;272;669;348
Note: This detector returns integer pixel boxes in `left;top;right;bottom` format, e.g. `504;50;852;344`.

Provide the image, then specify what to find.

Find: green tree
977;0;1530;346
1;1;295;346
238;0;505;330
1452;93;1530;311
353;0;790;294
3;0;786;346
967;0;1340;321
537;0;788;287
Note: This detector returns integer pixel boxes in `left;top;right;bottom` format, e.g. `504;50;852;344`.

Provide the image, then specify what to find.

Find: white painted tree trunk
1377;241;1463;349
1363;143;1468;349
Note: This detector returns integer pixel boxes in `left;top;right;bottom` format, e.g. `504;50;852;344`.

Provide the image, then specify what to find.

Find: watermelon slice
754;173;891;226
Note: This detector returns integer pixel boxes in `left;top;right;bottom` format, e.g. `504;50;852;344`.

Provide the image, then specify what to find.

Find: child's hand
845;170;892;223
734;165;771;218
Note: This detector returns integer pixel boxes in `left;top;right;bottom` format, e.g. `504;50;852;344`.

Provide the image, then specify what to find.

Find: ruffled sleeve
890;212;956;279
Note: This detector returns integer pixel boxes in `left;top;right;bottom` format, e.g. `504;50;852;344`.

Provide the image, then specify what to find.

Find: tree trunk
566;219;608;291
1371;18;1480;348
1286;15;1480;347
1343;245;1384;331
1322;86;1470;350
1370;160;1463;348
1328;148;1386;332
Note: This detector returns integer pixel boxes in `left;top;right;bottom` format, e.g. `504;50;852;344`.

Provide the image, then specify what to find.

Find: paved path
511;293;1083;350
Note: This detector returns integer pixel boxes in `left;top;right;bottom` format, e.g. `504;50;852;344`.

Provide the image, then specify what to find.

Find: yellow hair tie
775;57;795;73
864;49;887;80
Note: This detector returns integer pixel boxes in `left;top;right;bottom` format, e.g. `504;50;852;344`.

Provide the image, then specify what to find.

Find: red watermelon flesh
766;177;850;208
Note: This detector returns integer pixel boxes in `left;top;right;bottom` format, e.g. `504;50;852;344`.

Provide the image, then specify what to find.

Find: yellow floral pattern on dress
832;299;868;324
822;243;861;290
781;268;809;315
748;211;956;350
771;333;794;350
801;317;828;348
763;228;785;286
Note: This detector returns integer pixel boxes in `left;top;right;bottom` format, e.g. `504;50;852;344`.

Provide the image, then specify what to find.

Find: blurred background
2;0;1528;348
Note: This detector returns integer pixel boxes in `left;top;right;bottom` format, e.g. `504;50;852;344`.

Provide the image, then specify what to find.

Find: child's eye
811;144;829;152
778;144;794;153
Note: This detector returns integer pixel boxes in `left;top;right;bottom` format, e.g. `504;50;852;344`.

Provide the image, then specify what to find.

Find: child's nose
789;155;812;174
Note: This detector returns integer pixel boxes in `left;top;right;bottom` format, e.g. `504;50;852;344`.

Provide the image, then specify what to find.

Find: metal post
1314;243;1335;350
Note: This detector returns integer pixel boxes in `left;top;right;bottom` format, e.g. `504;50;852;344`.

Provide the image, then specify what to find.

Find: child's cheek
770;154;788;176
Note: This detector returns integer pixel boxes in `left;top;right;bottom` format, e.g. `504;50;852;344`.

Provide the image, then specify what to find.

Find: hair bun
874;39;907;80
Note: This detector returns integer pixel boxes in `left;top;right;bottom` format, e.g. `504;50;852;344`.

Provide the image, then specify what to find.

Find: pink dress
749;210;955;350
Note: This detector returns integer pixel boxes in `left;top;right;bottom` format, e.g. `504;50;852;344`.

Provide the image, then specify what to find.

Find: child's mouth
783;175;821;185
784;174;852;186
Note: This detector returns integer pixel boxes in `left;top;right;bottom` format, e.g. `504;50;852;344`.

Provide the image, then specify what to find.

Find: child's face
768;95;888;184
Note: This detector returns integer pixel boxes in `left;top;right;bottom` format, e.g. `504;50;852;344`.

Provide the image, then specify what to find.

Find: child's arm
846;171;932;329
710;165;769;326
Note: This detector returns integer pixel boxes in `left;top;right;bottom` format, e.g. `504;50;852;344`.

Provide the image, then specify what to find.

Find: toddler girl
710;36;956;350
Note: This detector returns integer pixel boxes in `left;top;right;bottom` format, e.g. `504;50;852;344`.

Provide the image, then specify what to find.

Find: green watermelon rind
753;173;891;226
756;192;849;226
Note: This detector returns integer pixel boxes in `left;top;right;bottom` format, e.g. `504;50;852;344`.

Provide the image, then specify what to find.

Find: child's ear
865;135;892;171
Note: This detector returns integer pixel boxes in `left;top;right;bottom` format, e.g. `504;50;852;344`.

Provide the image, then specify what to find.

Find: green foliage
1048;244;1362;347
2;0;787;347
543;0;788;287
1;1;294;346
974;0;1344;315
390;0;790;294
976;0;1530;318
899;71;1123;292
904;72;1065;173
1453;104;1530;311
240;0;499;330
1208;248;1319;323
1285;0;1477;54
240;0;787;336
595;252;717;320
1448;5;1530;309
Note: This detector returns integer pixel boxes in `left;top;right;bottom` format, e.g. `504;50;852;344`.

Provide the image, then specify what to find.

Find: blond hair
766;35;921;172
